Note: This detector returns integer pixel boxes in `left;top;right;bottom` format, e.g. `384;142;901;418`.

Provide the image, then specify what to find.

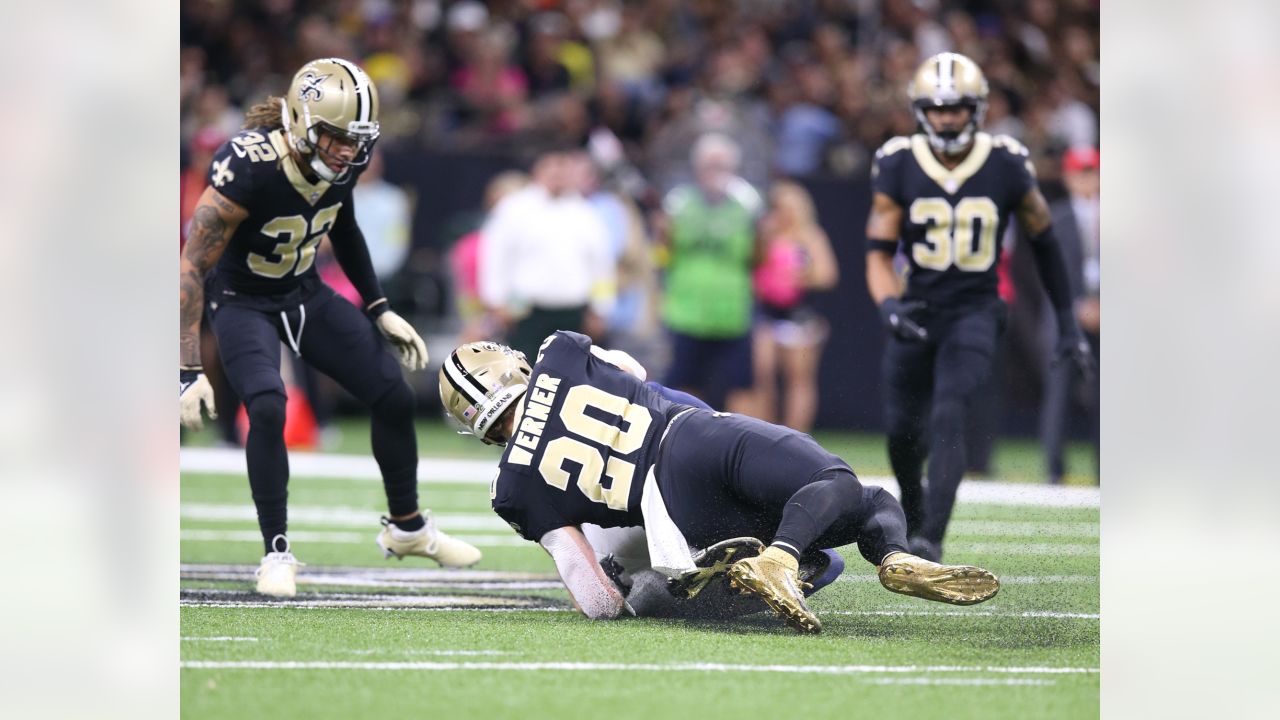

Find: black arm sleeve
867;239;898;254
328;198;387;313
1028;226;1078;335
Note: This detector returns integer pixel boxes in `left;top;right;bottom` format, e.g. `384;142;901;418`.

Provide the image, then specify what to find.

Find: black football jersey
490;331;684;542
870;132;1037;307
206;128;364;296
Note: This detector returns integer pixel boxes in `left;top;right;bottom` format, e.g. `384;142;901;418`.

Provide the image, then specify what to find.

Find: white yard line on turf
180;529;530;546
181;447;1099;508
179;660;1098;676
867;678;1057;686
180;636;258;642
180;602;571;612
343;650;519;657
838;574;1096;585
946;520;1098;537
181;503;508;530
180;504;1098;537
827;610;1099;619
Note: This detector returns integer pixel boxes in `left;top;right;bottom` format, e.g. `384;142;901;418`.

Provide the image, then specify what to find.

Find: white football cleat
376;513;482;568
254;534;303;597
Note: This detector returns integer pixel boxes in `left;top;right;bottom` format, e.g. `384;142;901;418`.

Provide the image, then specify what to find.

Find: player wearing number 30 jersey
865;52;1095;562
440;331;1001;634
178;58;480;598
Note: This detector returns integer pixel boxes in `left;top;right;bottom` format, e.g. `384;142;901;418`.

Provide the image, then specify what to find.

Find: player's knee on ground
245;391;287;435
371;379;415;423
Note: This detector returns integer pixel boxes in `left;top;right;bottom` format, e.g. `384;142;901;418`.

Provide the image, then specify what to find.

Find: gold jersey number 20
538;384;652;512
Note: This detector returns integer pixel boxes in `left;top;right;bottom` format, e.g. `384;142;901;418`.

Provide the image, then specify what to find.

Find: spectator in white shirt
479;148;616;360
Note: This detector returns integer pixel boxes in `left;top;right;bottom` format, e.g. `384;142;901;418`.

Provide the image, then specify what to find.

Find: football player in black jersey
179;58;480;596
865;52;1095;561
440;332;1000;634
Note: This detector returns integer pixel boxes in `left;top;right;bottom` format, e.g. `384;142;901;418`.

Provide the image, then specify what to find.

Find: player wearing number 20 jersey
442;331;1001;632
484;331;684;541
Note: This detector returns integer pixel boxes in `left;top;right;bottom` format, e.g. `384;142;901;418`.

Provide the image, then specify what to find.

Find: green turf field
180;420;1099;719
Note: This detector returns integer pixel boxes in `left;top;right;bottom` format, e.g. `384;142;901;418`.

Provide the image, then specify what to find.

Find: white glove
180;370;217;431
376;310;429;371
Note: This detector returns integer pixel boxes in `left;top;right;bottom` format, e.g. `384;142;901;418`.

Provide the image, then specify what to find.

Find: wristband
365;298;391;319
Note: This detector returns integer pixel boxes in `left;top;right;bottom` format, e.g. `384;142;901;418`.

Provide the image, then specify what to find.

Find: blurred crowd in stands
180;0;1099;483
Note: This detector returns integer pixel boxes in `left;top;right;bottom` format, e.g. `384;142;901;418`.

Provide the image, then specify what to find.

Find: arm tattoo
210;191;238;214
180;205;231;366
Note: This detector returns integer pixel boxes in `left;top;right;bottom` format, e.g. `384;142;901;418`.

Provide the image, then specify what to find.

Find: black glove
879;298;929;342
1054;329;1096;382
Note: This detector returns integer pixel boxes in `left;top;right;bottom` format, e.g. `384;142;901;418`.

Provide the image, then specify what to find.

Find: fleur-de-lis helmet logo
298;71;330;102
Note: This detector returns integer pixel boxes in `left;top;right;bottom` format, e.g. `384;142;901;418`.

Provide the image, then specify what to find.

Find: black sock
392;514;425;532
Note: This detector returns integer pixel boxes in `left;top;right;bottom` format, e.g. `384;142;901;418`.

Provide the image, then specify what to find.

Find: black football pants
882;299;1005;553
656;410;909;566
208;277;418;553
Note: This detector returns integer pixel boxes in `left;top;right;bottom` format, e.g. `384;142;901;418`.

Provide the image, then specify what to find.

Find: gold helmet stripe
326;57;373;124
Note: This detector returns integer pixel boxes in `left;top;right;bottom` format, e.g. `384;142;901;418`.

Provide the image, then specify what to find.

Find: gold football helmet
907;52;989;156
282;57;380;184
439;342;532;446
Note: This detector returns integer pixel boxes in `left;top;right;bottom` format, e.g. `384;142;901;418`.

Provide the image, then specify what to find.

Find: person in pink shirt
750;181;839;431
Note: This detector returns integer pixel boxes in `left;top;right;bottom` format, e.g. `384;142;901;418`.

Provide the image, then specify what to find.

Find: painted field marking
180;529;530;547
826;610;1098;619
181;564;552;581
181;588;553;610
946;520;1098;537
838;574;1096;585
179;660;1099;676
949;542;1097;556
181;447;1099;508
181;602;571;612
180;636;258;642
343;649;518;657
181;504;508;531
180;504;1097;538
867;678;1057;686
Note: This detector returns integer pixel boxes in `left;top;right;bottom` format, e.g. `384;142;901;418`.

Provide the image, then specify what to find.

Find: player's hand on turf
180;367;217;431
879;298;929;342
1054;329;1096;382
377;310;429;371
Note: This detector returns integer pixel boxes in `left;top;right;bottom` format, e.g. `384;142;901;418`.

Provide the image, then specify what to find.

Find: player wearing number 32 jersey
440;331;1001;634
178;58;480;598
865;52;1096;563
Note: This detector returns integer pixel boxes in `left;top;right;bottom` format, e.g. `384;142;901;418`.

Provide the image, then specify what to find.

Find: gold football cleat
727;547;822;634
376;514;482;568
877;551;1000;605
